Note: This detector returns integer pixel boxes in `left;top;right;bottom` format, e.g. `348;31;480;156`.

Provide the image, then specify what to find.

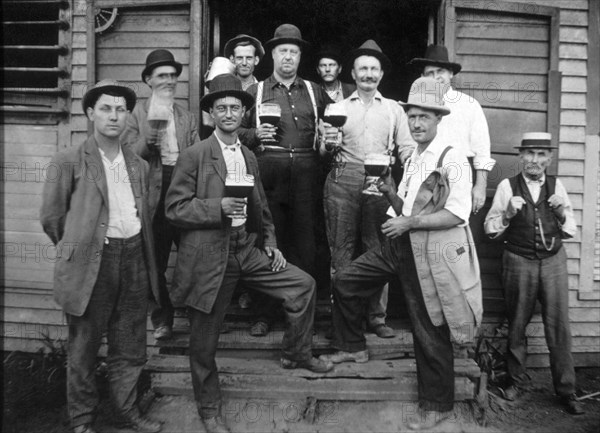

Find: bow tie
525;178;543;184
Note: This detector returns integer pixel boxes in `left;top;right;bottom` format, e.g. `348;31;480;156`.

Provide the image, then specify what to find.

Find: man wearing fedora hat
41;80;162;433
322;77;482;430
315;43;355;102
322;39;415;339
484;133;583;414
122;49;199;342
166;74;334;433
409;44;494;216
224;34;264;91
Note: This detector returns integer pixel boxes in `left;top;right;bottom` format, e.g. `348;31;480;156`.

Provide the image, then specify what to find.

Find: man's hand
506;196;526;220
471;183;486;214
256;123;277;141
381;216;413;239
377;172;396;197
221;197;246;215
265;246;286;271
548;194;566;221
145;124;160;147
322;123;341;151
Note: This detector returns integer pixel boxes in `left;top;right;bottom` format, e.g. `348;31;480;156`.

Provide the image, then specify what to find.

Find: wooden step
146;355;481;401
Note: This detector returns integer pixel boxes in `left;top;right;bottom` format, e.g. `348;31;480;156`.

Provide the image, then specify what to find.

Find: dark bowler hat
408;44;462;75
399;77;450;116
82;79;136;113
264;24;309;52
224;34;265;59
514;132;557;150
200;74;255;112
141;49;183;83
346;39;391;72
315;43;344;65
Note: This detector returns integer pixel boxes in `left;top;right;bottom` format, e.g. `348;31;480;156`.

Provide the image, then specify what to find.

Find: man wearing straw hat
41;80;162;433
321;40;415;339
321;77;482;431
224;34;264;91
166;74;334;433
122;49;199;341
484;133;584;415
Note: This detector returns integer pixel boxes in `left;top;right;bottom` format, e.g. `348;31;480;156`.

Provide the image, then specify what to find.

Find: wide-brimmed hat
408;44;462;75
399;77;450;116
224;34;265;60
346;39;391;72
514;132;557;150
205;57;236;83
264;24;309;52
142;49;183;82
82;79;136;113
200;74;255;112
315;43;343;65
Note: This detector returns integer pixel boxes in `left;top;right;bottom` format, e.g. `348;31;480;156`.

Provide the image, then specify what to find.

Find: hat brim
399;101;450;116
82;85;137;113
514;145;558;150
408;58;462;75
200;89;255;112
346;48;392;72
141;60;183;83
224;35;265;59
264;37;309;52
315;50;343;65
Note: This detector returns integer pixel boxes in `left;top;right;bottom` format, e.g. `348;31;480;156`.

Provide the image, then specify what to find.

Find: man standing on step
484;132;584;415
165;74;333;433
322;40;415;339
41;80;162;433
321;77;482;431
224;33;264;91
122;49;199;341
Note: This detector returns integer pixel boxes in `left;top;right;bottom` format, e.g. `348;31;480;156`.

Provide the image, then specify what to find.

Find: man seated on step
165;74;334;433
320;77;482;431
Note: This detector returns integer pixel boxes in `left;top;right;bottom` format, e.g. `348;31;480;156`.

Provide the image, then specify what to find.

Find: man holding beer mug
122;49;199;341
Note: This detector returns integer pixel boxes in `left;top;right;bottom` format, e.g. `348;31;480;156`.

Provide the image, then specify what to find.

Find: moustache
361;78;378;83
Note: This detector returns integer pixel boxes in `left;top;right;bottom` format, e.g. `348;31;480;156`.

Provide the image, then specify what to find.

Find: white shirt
484;173;577;238
149;94;179;166
215;133;248;226
387;135;472;226
437;86;495;171
99;146;141;238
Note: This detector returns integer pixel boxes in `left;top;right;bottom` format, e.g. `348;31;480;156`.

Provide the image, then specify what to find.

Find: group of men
40;21;583;433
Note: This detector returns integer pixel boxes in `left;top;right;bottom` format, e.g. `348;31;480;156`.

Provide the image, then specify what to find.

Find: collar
266;74;303;89
522;172;546;185
214;132;241;152
349;90;383;103
98;144;124;163
412;135;445;160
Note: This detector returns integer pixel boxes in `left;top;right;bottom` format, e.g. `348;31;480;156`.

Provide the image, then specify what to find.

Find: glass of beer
225;173;254;218
363;153;391;196
323;103;347;151
258;103;281;143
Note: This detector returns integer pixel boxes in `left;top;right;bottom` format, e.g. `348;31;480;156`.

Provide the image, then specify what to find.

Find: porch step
146;354;481;401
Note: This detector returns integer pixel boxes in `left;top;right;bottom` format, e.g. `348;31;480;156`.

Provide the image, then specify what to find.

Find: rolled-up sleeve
484;179;512;237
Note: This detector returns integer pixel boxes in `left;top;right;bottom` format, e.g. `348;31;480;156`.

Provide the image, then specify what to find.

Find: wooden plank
485;108;547;154
561;93;587;110
456;39;548;57
96;32;190;49
561;109;587;126
559;43;588;60
559;27;589;44
456;22;548;41
561;77;587;93
4;142;57;157
455;7;550;25
3;124;57;144
493;0;587;10
560;125;587;143
96;65;189;82
3;307;66;325
458;55;549;74
109;13;189;33
560;10;588;26
97;48;189;65
559;59;588;76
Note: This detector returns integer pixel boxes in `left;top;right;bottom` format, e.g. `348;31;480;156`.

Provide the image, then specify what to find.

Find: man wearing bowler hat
322;40;415;339
166;74;333;433
224;34;264;91
122;49;199;341
484;133;584;414
409;44;494;216
238;24;332;335
315;43;355;102
322;77;482;431
41;80;162;433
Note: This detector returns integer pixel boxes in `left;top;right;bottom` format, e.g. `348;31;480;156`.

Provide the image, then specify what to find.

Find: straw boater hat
515;132;557;150
264;24;309;51
408;44;462;75
346;39;391;72
141;49;183;83
224;34;265;60
399;77;450;116
200;74;255;112
205;57;236;83
82;79;136;113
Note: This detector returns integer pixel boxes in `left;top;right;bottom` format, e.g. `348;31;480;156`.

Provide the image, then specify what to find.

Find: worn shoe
201;415;231;433
120;410;162;432
238;291;252;309
370;324;396;338
281;357;334;373
561;394;585;415
249;320;270;337
153;325;173;341
407;410;452;431
73;424;97;433
503;384;519;401
319;349;369;364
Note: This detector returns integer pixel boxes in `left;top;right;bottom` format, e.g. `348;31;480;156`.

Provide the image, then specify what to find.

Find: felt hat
315;43;344;65
399;77;450;116
514;132;557;150
408;44;462;75
264;24;309;51
141;49;183;83
205;57;236;83
346;39;391;72
200;73;255;112
82;79;136;113
224;34;265;59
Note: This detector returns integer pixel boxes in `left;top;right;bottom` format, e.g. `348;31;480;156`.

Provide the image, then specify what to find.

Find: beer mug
363;153;391;196
225;173;254;218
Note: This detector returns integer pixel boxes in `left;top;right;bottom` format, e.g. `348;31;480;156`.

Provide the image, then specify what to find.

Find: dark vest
504;174;562;259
